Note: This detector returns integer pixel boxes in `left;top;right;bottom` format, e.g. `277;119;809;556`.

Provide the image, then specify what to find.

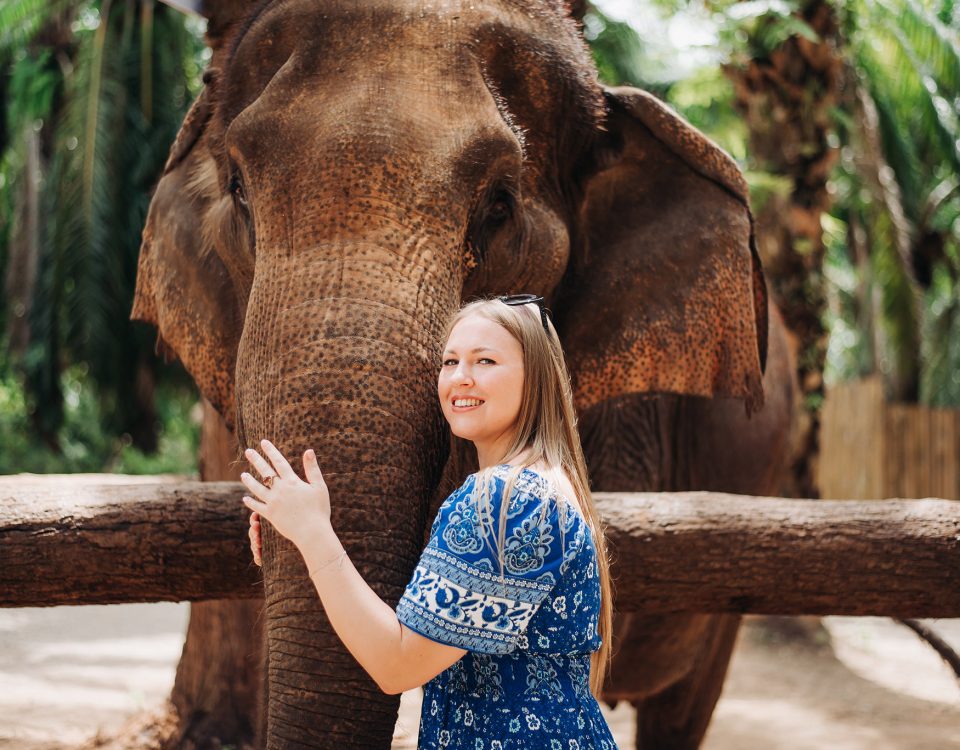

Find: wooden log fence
2;475;958;616
1;475;260;606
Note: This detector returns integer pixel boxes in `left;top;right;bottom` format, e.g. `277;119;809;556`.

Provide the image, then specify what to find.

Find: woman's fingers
260;439;295;478
241;472;268;500
248;513;262;565
244;448;277;482
303;448;324;485
242;493;263;509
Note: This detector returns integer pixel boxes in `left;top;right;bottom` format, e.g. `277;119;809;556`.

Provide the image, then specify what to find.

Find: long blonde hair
441;297;614;698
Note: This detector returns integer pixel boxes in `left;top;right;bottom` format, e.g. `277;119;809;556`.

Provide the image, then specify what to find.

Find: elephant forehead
226;0;569;61
223;2;485;101
217;0;603;142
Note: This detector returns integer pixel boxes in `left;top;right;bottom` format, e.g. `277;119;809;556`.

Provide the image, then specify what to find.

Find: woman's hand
241;439;331;551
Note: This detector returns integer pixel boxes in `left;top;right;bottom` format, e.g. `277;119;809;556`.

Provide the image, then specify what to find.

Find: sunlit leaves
0;0;69;56
669;66;750;158
714;0;821;62
582;9;653;87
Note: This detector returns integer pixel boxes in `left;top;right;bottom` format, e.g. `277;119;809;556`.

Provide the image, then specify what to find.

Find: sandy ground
1;605;958;749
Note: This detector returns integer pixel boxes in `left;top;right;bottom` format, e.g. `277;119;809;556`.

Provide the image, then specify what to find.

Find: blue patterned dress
396;464;618;750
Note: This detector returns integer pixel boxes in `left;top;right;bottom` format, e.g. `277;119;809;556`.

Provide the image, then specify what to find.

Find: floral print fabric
396;464;619;749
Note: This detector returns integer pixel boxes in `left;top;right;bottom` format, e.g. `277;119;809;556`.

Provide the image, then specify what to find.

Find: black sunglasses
499;294;552;335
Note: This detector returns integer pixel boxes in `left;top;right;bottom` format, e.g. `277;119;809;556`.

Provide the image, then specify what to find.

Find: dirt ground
1;604;958;749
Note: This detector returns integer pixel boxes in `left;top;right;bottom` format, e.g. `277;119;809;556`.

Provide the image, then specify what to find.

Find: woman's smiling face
438;314;525;453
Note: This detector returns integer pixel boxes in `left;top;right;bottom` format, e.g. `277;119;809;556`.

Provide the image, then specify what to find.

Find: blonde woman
242;295;617;749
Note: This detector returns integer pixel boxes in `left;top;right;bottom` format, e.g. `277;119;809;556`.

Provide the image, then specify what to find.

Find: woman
242;295;617;748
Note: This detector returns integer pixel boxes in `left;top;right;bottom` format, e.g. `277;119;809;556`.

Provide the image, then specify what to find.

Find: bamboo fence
819;376;960;501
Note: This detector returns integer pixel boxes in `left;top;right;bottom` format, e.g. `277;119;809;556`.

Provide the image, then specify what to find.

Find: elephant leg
632;614;741;750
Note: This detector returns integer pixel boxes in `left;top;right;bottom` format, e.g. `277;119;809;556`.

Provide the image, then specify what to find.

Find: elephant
133;0;794;747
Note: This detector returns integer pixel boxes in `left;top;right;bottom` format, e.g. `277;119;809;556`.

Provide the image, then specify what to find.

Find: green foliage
586;3;751;157
849;0;960;183
668;65;749;159
921;265;960;406
1;1;206;454
823;211;874;382
0;0;68;55
0;347;199;475
582;9;665;91
713;0;821;62
5;47;58;126
831;0;960;402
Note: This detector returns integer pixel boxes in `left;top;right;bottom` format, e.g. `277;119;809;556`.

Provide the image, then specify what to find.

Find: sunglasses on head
499;294;552;335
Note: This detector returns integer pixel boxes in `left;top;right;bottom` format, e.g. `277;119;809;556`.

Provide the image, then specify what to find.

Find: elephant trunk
235;242;456;747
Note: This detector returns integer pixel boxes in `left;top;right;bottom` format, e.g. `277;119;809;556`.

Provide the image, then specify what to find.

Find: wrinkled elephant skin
134;1;793;747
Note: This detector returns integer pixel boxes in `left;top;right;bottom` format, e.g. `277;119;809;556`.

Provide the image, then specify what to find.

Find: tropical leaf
713;0;821;62
825;0;960;403
4;0;204;448
855;0;960;176
0;0;70;55
583;9;648;86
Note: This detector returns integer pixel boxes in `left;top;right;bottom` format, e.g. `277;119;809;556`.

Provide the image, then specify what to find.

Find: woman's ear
132;91;242;429
557;86;767;415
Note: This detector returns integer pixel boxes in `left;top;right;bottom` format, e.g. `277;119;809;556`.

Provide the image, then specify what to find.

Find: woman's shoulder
439;463;585;527
495;463;582;507
428;464;590;579
482;463;586;528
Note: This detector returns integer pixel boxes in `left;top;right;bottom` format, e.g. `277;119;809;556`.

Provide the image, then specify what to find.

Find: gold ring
264;475;276;489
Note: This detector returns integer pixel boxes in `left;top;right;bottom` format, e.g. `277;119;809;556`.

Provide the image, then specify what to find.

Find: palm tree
1;0;204;450
1;0;75;445
827;0;960;407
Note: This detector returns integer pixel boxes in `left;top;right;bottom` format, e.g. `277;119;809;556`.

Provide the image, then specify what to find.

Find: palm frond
8;0;203;446
582;7;665;90
899;0;960;97
0;0;71;55
861;0;960;174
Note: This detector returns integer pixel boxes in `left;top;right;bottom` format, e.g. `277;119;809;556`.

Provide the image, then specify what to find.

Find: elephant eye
465;184;518;270
229;172;248;208
487;188;515;226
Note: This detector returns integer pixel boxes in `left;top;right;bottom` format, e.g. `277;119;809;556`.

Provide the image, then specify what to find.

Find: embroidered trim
423;547;555;601
397;597;519;654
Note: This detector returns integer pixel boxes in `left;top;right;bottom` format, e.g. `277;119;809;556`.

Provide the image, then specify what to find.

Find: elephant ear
132;90;242;429
558;86;767;416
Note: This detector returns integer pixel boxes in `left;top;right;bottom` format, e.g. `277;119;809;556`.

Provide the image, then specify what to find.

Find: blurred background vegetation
1;0;958;482
1;0;206;473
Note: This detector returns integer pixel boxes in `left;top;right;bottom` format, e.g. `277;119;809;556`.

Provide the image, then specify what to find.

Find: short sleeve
396;468;568;654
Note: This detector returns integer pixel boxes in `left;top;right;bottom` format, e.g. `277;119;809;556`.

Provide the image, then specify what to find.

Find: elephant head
134;1;766;746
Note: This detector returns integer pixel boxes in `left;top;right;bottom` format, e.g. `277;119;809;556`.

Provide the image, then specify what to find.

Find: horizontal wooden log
2;476;958;616
1;476;262;606
596;491;959;617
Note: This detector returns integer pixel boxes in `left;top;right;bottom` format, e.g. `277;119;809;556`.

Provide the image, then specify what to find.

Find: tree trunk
6;480;959;617
723;0;844;499
163;400;266;750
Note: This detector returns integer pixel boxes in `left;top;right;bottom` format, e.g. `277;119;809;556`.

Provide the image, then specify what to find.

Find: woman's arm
241;440;466;694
